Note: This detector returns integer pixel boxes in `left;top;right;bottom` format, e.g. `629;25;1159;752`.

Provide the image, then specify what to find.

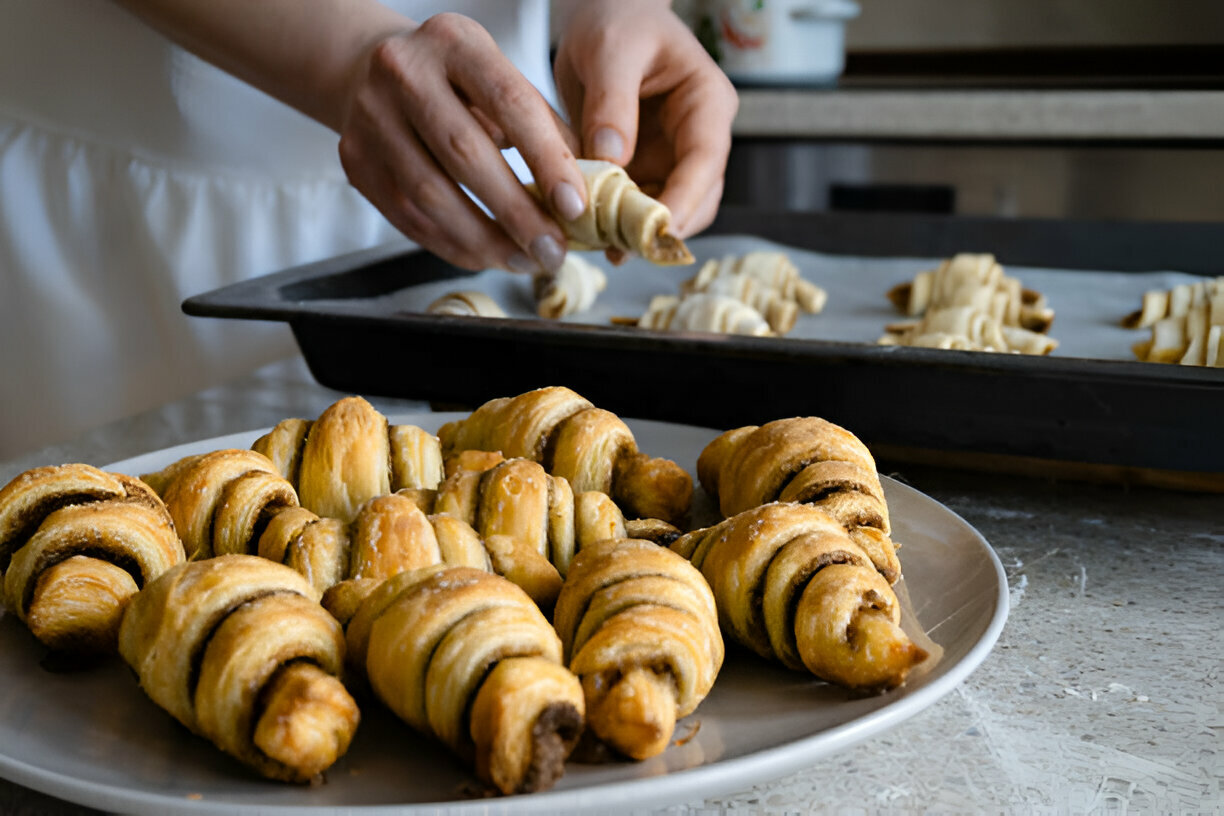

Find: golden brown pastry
247;396;445;522
0;463;130;570
431;455;571;608
696;417;899;582
158;449;293;559
0;464;184;654
887;252;1054;333
672;503;927;691
118;555;359;783
436;386;692;526
528;159;693;265
152;446;490;599
346;565;584;795
259;491;493;598
534;252;607;319
553;537;722;760
413;451;679;611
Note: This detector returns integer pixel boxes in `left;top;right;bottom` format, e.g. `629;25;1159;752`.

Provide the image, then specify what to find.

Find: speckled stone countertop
2;357;1220;815
733;88;1224;141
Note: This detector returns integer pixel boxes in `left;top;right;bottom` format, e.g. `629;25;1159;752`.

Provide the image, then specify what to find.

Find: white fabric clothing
0;0;554;459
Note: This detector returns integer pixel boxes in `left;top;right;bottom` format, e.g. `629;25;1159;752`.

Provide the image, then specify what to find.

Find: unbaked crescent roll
426;290;507;318
528;159;694;265
553;537;722;759
118;555;359;782
672;502;927;691
0;464;185;654
346;565;584;795
696;417;899;582
534;252;607;319
436;386;692;526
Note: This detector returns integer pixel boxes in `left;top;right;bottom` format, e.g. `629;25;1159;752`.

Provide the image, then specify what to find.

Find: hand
338;13;589;273
554;0;738;241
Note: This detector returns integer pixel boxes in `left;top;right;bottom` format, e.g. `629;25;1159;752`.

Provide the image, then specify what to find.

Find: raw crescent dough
636;293;774;337
888;253;1054;333
534;253;607;319
529;160;694;266
1125;277;1224;367
427;291;507;318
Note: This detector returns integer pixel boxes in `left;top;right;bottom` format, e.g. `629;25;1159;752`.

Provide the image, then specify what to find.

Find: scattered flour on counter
1009;573;1029;607
975;506;1036;521
952;685;1214;813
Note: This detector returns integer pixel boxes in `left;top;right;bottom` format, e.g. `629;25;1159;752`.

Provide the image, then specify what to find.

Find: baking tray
183;209;1224;477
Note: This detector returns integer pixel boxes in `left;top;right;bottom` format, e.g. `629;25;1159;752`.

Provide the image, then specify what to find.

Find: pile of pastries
880;253;1058;355
0;386;932;796
1125;276;1224;367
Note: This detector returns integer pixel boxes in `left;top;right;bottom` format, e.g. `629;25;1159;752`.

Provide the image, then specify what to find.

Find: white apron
0;0;553;458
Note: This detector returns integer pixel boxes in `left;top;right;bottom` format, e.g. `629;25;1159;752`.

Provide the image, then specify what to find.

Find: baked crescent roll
257;491;493;599
418;452;678;611
0;464;184;654
152;447;490;601
247;396;445;523
346;566;584;795
696;417;899;582
436;386;692;526
553;538;723;760
297;396;393;523
0;463;130;572
157;449;286;560
118;555;359;783
528;159;693;265
672;503;927;691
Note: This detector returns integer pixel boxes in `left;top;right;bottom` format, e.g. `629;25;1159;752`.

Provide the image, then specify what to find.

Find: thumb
579;58;643;166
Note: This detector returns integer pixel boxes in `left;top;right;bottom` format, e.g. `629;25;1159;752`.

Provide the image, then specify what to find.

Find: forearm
111;0;415;130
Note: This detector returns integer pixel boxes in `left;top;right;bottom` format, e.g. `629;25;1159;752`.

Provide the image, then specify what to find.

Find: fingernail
507;252;540;274
551;182;585;221
592;127;624;162
530;234;566;273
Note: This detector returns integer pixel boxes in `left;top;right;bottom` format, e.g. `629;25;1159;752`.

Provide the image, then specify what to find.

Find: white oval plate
0;415;1007;815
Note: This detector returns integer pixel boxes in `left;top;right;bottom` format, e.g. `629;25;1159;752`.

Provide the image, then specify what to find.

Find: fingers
404;16;582;271
655;69;738;237
421;15;588;228
340;106;525;272
555;30;646;167
340;15;589;274
681;174;725;238
554;3;736;241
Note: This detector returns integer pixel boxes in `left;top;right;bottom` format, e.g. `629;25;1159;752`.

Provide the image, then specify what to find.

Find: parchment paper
375;234;1216;363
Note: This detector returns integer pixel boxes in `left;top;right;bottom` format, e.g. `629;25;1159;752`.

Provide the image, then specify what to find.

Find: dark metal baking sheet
183;209;1224;474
